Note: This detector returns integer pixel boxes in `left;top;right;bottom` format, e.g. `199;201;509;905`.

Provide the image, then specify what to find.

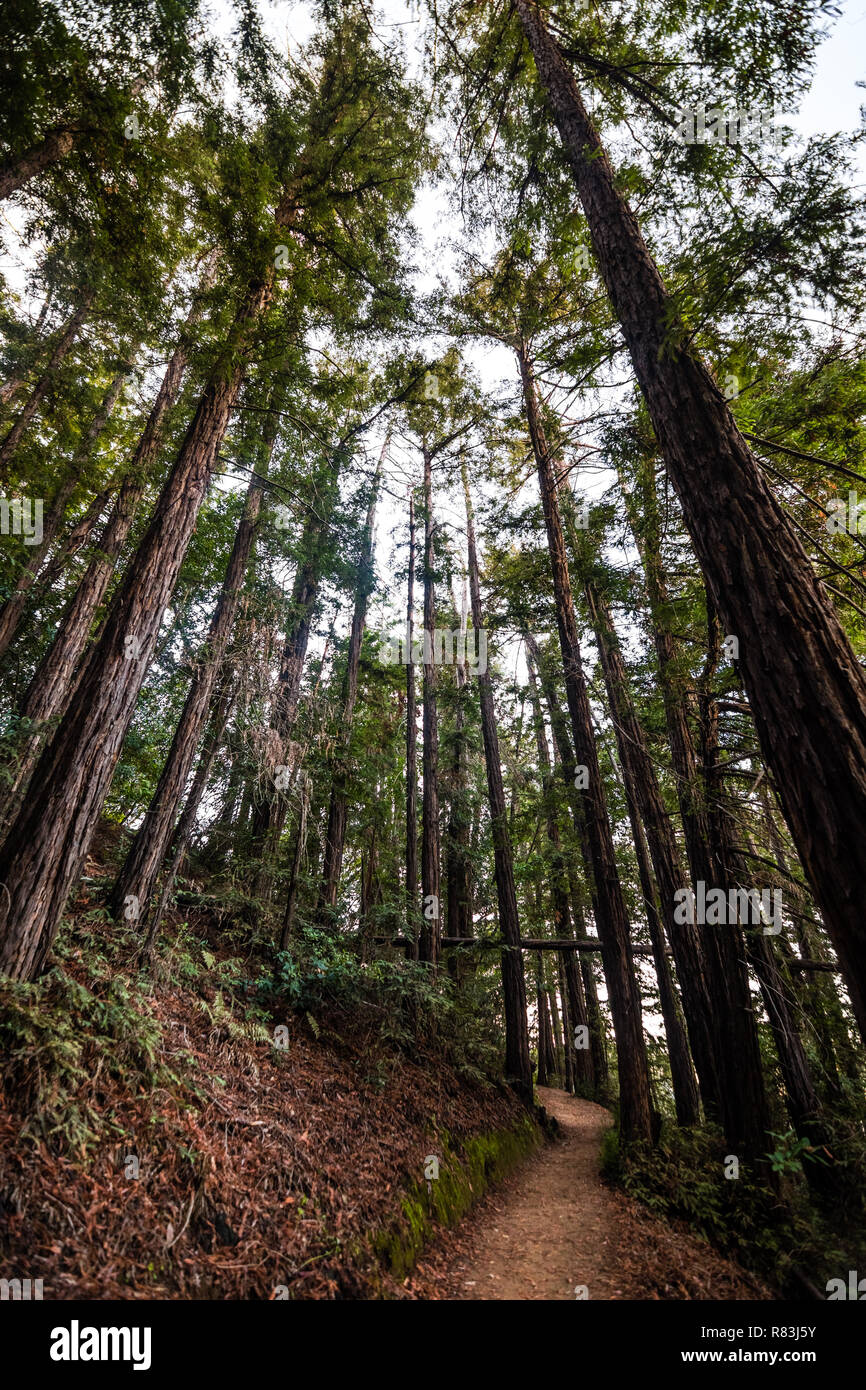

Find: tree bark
445;577;473;943
0;267;274;981
583;580;703;1126
10;281;208;779
525;628;608;1098
141;674;235;959
248;464;339;905
557;954;574;1092
0;293;94;483
525;635;588;1092
535;958;555;1086
419;444;441;964
548;965;565;1084
108;416;273;926
700;635;836;1194
569;870;611;1099
319;439;386;909
623;460;774;1155
525;639;572;943
0;367;128;660
518;342;653;1143
30;484;116;602
280;772;311;953
464;464;533;1103
562;942;593;1091
405;491;419;956
0;125;79;202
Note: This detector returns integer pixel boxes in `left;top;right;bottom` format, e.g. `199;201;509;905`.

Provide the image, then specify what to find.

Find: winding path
407;1087;771;1301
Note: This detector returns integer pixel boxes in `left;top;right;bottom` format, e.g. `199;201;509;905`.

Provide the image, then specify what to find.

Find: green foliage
267;928;500;1082
605;1122;864;1295
0;958;193;1152
766;1128;831;1177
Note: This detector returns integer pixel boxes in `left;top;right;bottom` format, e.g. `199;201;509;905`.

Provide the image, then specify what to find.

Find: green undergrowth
150;900;506;1086
0;949;200;1153
370;1115;543;1287
0;905;539;1298
600;1121;866;1297
0;907;510;1155
265;929;503;1084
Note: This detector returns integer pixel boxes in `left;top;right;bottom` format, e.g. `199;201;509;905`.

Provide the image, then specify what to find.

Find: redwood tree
518;343;653;1142
512;0;866;1043
464;463;534;1105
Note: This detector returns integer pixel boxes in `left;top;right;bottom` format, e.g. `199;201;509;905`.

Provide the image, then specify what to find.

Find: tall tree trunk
0;125;79;201
514;0;866;1043
31;485;114;599
623;460;774;1154
359;820;380;955
419;444;441;964
0;293;94;483
525;627;608;1097
680;606;771;1159
525;639;572;943
535;958;554;1086
700;622;836;1194
569;867;610;1099
583;580;704;1126
205;753;244;865
248;561;318;898
141;674;235;959
445;577;473;942
0;367;128;660
9;282;208;797
319;439;386;909
248;471;337;905
405;491;419;956
758;780;855;1101
110;391;280;924
518;343;652;1143
0;267;275;981
562;943;593;1091
548;964;565;1083
280;772;311;953
740;876;838;1199
558;954;574;1093
464;465;533;1102
525;635;588;1093
634;812;700;1126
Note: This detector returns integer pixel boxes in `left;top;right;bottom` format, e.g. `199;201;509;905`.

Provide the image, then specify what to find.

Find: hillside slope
0;860;539;1300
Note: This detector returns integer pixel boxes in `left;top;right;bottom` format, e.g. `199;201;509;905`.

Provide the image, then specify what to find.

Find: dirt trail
405;1087;772;1301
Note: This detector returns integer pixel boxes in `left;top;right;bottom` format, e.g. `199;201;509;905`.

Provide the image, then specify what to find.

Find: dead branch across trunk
375;935;660;954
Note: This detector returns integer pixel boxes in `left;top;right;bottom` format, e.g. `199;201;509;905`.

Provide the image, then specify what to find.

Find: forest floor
404;1087;773;1301
0;877;532;1301
0;831;777;1302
